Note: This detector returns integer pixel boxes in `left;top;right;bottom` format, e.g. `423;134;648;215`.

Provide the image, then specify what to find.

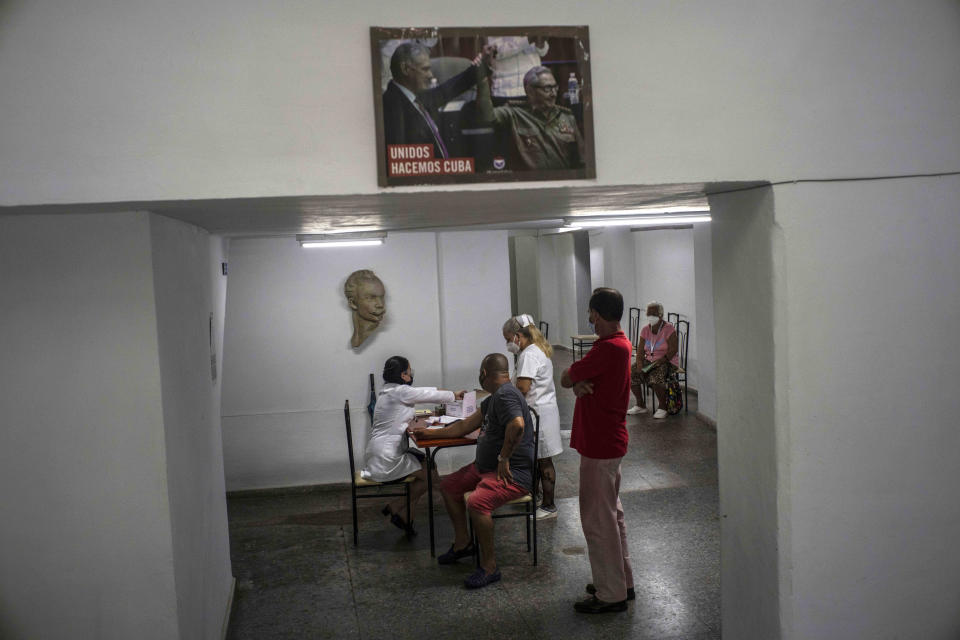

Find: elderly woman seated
627;301;679;419
361;355;464;536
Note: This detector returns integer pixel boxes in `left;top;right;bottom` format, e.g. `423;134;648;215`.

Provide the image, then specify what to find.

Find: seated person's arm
515;377;533;395
496;416;526;484
410;405;482;440
658;332;678;366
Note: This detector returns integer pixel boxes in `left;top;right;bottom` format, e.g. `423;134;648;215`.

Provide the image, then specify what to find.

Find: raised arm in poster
371;26;595;187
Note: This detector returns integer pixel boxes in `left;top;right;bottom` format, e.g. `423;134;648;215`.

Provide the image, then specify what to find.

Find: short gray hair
646;300;665;317
523;65;553;90
390;42;431;80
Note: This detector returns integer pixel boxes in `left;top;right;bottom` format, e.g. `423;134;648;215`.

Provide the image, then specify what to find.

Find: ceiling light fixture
569;205;710;217
297;232;386;248
565;214;711;228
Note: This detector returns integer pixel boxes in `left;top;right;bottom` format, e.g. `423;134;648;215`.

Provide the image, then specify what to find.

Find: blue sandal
464;567;501;589
437;543;475;565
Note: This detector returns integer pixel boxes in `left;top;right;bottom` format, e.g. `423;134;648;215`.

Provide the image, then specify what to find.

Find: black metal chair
467;408;540;566
366;373;377;421
628;307;641;350
538;320;549;340
669;316;690;413
343;399;415;545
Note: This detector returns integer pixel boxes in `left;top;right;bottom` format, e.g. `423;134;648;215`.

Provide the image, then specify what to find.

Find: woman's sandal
382;505;417;537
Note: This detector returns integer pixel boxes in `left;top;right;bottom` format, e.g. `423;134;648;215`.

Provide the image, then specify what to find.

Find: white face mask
647;316;660;327
506;341;521;355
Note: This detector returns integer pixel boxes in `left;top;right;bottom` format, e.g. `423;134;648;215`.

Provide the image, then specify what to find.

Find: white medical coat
361;383;455;482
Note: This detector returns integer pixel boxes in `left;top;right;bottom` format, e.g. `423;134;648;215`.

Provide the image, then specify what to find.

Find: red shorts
441;463;529;516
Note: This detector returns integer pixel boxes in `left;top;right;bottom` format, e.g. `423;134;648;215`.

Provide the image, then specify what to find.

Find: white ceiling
0;181;765;237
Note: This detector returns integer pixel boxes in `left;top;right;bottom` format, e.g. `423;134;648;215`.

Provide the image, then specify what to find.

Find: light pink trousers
579;455;634;603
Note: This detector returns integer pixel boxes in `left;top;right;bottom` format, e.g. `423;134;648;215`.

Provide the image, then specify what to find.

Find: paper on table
425;415;461;427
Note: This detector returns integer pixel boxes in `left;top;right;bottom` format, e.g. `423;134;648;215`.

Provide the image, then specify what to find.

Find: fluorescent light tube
297;232;386;248
570;206;710;216
299;239;384;248
566;215;711;228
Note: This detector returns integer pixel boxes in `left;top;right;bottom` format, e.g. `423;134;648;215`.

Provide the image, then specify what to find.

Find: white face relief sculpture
344;269;386;348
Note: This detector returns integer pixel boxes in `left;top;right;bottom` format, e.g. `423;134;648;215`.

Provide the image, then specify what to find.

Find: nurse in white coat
503;314;563;520
362;355;464;535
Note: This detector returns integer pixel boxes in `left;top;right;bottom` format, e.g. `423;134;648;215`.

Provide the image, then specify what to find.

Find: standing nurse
560;288;635;614
502;314;563;519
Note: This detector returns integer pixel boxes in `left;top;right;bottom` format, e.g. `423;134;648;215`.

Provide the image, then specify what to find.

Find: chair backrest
670;314;690;371
538;320;549;339
344;399;357;482
367;373;377;421
528;408;541;496
628;307;641;350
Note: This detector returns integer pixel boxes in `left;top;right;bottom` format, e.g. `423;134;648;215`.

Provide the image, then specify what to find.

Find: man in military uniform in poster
476;61;585;171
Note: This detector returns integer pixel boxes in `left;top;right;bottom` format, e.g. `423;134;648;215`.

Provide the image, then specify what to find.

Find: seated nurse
361;355;465;536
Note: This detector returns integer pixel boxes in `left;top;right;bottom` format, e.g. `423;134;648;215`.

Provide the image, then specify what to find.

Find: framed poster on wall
371;26;595;187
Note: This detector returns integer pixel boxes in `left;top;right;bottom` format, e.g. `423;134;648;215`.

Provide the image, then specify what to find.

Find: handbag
665;375;683;415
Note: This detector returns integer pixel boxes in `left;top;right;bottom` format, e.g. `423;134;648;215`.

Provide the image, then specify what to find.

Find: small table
571;334;599;360
407;417;479;557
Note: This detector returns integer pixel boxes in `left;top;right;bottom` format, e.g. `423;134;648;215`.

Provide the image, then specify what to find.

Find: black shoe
437;543;476;565
383;505;416;537
574;595;628;614
391;513;417;537
585;583;635;600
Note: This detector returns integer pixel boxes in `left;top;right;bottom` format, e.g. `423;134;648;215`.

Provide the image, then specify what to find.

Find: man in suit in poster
382;42;490;164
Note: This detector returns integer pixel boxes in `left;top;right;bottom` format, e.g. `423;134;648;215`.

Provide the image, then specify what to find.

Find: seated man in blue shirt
410;353;535;589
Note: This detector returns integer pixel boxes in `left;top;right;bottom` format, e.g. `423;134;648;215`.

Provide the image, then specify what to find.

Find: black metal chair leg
525;508;531;551
468;513;480;568
532;505;538;566
351;487;359;546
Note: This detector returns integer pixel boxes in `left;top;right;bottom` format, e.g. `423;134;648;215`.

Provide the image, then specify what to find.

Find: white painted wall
0;213;179;640
589;235;604;292
221;231;510;488
709;187;781;640
436;230;513;472
634;228;699;387
536;234;561;343
596;228;637;307
553;233;581;346
149;214;234;640
693;223;717;421
772;176;960;640
510;234;540;321
1;1;957;204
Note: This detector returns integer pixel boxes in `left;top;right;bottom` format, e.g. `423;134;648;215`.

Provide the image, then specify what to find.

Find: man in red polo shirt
561;287;635;614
